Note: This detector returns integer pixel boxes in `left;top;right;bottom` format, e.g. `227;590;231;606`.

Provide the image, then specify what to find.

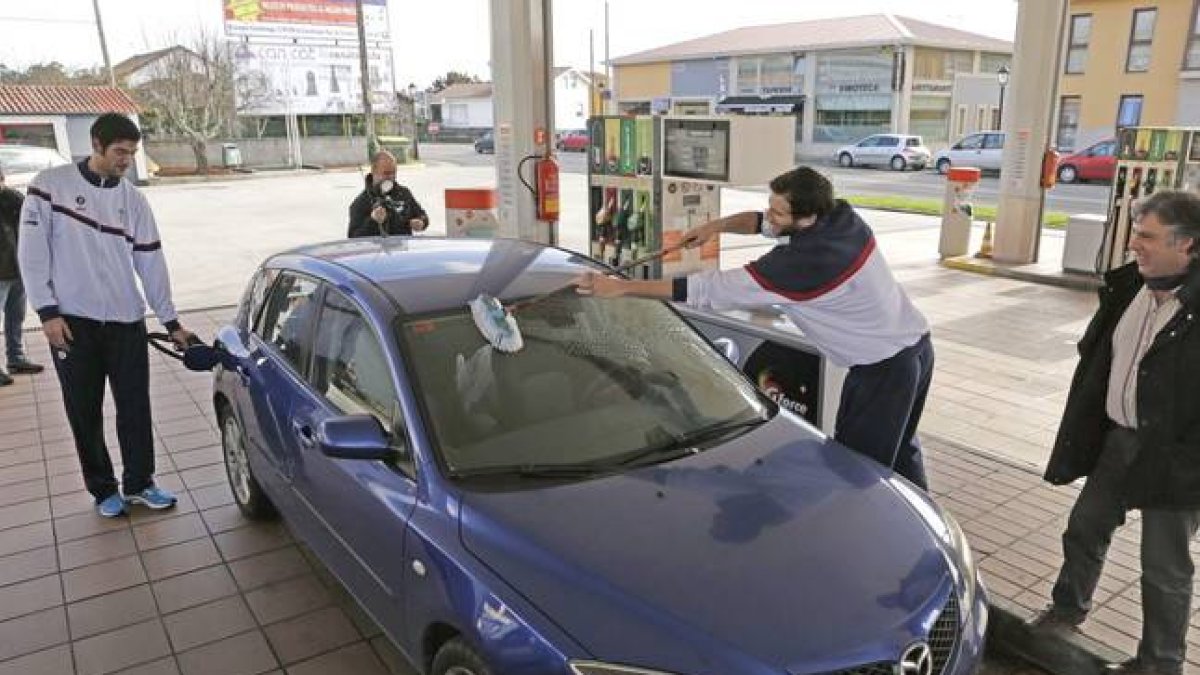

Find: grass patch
844;194;1068;229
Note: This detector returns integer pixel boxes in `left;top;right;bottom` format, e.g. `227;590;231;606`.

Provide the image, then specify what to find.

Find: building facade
1056;0;1200;151
610;14;1013;157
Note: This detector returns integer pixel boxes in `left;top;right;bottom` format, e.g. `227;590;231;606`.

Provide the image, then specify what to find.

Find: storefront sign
913;82;953;93
837;83;880;93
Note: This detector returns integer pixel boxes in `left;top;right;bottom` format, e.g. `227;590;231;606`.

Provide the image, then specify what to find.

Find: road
419;142;1109;217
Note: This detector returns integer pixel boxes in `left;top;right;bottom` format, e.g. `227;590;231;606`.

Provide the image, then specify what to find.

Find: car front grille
825;593;961;675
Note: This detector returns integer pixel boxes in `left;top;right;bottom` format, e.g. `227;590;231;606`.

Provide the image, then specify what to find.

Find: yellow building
1057;0;1199;150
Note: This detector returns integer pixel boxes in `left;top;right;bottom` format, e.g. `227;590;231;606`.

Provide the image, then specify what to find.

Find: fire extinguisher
534;155;560;221
1040;148;1061;190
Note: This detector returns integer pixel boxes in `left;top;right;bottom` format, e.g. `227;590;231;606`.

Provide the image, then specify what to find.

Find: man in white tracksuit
576;166;933;489
18;113;194;517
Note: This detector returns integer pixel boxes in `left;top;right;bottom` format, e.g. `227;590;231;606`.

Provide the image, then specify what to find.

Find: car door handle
291;420;316;448
235;364;251;386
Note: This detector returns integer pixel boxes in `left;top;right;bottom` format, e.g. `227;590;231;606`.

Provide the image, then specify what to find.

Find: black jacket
0;186;22;280
1045;261;1200;509
347;176;428;238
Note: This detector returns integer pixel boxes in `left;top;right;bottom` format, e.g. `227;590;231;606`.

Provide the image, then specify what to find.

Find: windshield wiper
612;415;770;469
451;461;618;480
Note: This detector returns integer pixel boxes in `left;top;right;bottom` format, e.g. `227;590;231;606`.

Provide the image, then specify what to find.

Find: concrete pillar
993;0;1068;263
490;0;556;244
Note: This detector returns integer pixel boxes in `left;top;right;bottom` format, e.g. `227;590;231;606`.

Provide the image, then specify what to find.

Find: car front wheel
838;153;854;168
1057;164;1078;184
433;638;493;675
890;155;907;171
936;158;951;174
220;405;276;520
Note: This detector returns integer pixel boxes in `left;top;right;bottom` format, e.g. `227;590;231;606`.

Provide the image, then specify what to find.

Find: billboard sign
224;0;390;40
232;40;395;115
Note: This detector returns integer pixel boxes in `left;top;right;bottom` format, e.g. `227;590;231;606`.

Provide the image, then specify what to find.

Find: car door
874;136;899;166
854;136;879;165
949;133;985;168
982;133;1005;171
1082;140;1116;181
286;284;417;636
239;271;322;499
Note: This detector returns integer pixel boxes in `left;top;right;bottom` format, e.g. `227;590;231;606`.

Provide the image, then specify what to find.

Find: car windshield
0;145;67;175
399;294;772;481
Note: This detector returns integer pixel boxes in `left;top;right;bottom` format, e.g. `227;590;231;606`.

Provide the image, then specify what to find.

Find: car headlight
889;480;978;615
570;662;683;675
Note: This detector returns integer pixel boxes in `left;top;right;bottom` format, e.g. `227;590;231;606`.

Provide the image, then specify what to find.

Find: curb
145;162;427;187
941;256;1102;292
988;597;1127;675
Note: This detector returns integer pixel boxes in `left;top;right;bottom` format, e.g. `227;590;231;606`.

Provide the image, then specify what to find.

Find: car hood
459;416;953;673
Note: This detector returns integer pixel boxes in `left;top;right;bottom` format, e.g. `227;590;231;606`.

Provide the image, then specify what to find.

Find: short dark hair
1134;190;1200;258
89;113;141;150
768;166;835;220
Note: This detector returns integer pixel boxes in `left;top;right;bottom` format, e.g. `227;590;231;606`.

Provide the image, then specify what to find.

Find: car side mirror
318;415;394;461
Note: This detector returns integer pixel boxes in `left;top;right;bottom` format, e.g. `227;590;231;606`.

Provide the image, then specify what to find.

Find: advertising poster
231;41;395;115
224;0;390;40
742;341;822;426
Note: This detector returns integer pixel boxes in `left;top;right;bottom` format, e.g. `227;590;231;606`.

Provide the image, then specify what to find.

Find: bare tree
132;32;269;173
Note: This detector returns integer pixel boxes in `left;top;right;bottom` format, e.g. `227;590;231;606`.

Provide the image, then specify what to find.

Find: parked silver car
835;134;930;171
934;132;1004;174
0;144;69;191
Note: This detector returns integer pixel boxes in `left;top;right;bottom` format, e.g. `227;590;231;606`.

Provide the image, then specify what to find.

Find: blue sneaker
125;486;178;510
97;493;126;518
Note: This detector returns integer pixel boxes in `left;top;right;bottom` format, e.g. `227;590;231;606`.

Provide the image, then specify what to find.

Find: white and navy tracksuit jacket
673;199;933;488
17;161;180;331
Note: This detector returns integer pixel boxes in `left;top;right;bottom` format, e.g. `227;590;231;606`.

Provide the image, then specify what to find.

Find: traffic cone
975;221;994;259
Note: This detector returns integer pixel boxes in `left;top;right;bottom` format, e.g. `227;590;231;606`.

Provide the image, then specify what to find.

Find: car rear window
906;138;923;148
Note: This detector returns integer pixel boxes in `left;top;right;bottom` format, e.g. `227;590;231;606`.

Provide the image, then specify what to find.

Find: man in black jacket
0;167;43;386
347;150;428;238
1033;190;1200;675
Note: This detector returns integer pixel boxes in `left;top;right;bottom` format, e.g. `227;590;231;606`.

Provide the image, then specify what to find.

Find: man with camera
348;150;429;238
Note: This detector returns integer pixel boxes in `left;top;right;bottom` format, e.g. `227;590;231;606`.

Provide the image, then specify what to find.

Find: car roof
275;237;599;316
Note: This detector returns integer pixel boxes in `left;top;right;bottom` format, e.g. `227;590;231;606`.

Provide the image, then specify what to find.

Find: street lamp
996;65;1010;130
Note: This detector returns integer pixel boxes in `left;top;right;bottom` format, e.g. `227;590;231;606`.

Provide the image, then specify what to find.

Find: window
983;133;1005;149
1057;96;1081;150
257;273;320;374
1066;14;1091;74
1093;141;1116;157
954;105;968;138
1117;95;1144;127
979;53;1011;74
760;55;794;93
310;289;398;428
239;268;279;331
736;58;759;95
1187;1;1200;70
956;134;984;150
1126;9;1156;72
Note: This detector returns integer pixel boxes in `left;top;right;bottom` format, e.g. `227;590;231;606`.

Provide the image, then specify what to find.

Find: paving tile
175;629;279;675
199;503;251;535
0;498;51;531
188;484;234;510
54;509;131;544
133;513;207;551
62;554;148;603
142;537;222;582
0;606;69;662
243;574;335;626
0;546;58;588
0;644;74;675
163;595;257;652
112;656;181;675
0;479;47;509
68;584;161;640
170;446;222;472
0;520;54;556
178;464;227;491
72;618;171;675
214;522;291;561
285;642;389;675
263;605;360;664
0;574;64;623
228;546;311;592
59;529;138;571
369;635;420;675
151;564;239;615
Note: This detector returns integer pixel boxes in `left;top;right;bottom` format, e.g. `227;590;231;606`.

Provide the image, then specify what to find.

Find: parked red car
1057;138;1116;184
555;130;589;152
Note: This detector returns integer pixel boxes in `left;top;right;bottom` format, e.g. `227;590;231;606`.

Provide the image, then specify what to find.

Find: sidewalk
0;176;1183;673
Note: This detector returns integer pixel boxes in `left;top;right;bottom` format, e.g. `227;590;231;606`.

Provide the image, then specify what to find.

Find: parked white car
0;144;69;191
934;132;1004;174
835;134;930;171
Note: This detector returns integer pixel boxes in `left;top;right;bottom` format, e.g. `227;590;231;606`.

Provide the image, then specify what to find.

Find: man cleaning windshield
575;166;933;489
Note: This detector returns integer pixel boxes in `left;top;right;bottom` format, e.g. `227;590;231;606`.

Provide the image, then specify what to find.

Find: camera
372;179;406;213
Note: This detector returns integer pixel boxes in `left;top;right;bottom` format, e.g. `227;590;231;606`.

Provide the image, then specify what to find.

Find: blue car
213;237;987;675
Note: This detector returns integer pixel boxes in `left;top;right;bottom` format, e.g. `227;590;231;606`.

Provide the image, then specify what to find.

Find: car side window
983;134;1004;149
310;288;401;438
1095;142;1115;157
257;273;320;375
957;134;983;150
880;136;898;147
906;137;922;148
241;268;279;332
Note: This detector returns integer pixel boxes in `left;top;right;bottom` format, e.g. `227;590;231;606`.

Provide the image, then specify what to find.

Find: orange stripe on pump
444;189;497;210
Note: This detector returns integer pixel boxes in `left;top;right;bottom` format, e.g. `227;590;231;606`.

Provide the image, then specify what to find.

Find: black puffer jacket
1045;261;1200;509
0;186;22;280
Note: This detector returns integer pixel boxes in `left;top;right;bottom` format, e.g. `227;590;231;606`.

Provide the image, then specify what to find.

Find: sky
0;0;1019;89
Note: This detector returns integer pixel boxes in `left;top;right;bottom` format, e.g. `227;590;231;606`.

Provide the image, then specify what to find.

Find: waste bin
445;188;498;238
221;143;242;168
939;166;980;258
377;135;412;163
1062;213;1107;274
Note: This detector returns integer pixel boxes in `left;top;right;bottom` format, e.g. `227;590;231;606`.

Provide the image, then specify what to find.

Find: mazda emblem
897;642;933;675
